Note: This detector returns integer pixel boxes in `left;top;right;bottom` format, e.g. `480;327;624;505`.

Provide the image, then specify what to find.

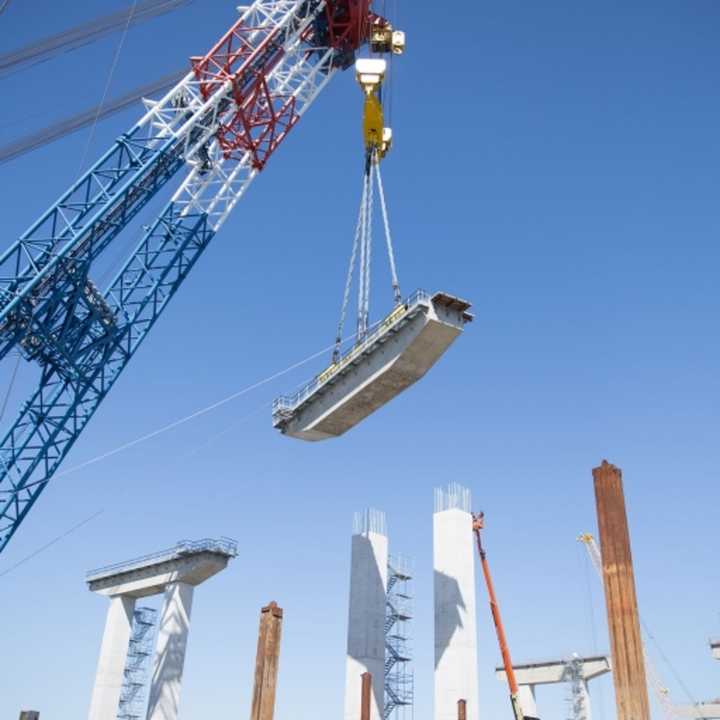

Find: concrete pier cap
494;656;612;685
495;655;611;720
86;537;237;597
86;538;237;720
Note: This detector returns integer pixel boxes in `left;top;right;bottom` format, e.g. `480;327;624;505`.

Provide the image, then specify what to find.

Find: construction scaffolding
117;607;157;720
385;555;413;720
565;655;589;720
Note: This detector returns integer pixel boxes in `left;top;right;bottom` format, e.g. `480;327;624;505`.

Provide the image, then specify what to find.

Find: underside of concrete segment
494;656;612;685
344;510;388;720
276;292;472;441
675;704;720;719
434;484;478;720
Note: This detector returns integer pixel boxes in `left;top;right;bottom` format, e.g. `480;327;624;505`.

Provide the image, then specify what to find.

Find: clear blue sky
1;1;719;719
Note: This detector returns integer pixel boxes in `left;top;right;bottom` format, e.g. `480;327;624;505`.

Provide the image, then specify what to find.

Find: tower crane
0;0;404;554
578;533;682;720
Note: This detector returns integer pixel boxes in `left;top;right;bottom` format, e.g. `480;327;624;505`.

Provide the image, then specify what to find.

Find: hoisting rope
333;148;401;362
359;155;374;339
375;156;401;304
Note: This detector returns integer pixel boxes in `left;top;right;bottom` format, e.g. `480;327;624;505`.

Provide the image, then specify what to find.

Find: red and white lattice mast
0;0;404;553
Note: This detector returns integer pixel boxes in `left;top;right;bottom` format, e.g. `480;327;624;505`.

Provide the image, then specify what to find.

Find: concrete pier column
147;582;194;720
344;509;388;720
88;594;136;720
434;483;479;720
518;684;538;718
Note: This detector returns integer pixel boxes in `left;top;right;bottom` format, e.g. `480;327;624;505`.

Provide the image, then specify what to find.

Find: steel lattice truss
0;0;378;553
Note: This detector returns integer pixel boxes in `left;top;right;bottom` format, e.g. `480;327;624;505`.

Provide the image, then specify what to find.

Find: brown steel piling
593;460;650;720
250;601;284;720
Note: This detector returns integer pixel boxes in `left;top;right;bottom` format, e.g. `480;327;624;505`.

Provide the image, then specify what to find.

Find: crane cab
272;291;473;441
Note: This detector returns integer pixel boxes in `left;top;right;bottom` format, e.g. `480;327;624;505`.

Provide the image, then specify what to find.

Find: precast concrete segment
278;293;472;441
593;460;650;720
344;511;388;720
675;704;720;719
87;595;136;720
87;550;232;597
710;639;720;661
517;686;538;718
147;582;194;720
250;602;284;720
494;656;611;685
433;486;478;720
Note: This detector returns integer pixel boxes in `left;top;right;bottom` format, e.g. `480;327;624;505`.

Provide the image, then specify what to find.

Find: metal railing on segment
273;289;431;417
86;537;238;580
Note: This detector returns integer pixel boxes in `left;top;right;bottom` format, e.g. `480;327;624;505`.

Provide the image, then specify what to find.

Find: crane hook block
356;59;392;159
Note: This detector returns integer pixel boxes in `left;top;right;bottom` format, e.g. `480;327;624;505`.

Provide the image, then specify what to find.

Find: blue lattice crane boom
0;0;403;554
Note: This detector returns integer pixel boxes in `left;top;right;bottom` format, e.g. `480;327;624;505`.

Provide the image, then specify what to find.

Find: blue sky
1;1;719;719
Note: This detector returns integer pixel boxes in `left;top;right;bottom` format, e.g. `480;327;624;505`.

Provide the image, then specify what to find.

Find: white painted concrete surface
518;685;538;718
87;595;136;720
147;582;194;720
434;491;478;720
344;514;388;720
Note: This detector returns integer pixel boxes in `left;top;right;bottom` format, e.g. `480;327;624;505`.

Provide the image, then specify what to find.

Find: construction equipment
0;0;401;554
271;49;472;441
579;533;682;720
473;513;540;720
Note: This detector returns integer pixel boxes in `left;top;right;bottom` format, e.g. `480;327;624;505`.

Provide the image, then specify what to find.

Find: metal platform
272;290;472;441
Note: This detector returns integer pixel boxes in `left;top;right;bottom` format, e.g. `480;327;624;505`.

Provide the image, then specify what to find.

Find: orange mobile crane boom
472;513;540;720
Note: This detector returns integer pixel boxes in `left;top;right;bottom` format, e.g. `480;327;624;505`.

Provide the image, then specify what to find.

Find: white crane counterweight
272;291;472;440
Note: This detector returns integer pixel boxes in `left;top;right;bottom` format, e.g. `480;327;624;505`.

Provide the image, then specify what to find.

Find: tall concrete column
518;685;537;718
593;460;650;720
88;594;136;720
19;712;40;720
147;581;194;720
434;483;479;720
344;509;388;720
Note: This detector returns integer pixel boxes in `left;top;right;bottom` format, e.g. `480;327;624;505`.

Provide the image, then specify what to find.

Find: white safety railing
273;289;431;418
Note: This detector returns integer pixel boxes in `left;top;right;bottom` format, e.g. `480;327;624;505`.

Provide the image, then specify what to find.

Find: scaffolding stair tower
117;606;157;720
385;555;414;720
